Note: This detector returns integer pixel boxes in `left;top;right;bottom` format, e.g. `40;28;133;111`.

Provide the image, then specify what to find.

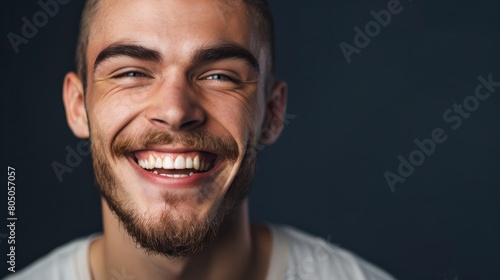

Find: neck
89;198;271;280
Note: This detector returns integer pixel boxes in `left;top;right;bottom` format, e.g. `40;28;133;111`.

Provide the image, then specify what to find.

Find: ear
260;80;288;145
63;72;89;138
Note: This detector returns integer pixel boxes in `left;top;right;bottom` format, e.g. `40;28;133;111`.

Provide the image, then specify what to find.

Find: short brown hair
75;0;275;91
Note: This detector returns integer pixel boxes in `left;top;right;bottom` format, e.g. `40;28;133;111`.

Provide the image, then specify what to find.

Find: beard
90;127;258;258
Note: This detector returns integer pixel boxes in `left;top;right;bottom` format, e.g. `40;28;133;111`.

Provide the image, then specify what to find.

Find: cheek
208;93;262;144
87;91;143;143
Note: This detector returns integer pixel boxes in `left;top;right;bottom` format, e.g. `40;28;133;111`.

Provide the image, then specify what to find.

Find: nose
146;74;205;131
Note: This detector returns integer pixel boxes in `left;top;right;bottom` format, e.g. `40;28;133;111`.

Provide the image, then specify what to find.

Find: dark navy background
1;0;499;279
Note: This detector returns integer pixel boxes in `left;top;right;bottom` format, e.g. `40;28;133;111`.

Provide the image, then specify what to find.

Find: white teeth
155;157;162;168
163;156;174;169
140;163;197;177
137;154;210;171
148;154;155;169
193;155;200;170
158;172;193;178
165;174;188;178
174;155;186;169
185;157;193;169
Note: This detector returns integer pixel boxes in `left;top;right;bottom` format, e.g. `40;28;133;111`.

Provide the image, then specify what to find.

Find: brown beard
90;128;258;257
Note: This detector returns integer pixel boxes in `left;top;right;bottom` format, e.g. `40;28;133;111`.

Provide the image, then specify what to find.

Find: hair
75;0;101;90
75;0;275;91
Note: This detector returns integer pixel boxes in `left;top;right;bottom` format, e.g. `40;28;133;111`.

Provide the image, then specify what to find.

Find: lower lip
126;156;224;188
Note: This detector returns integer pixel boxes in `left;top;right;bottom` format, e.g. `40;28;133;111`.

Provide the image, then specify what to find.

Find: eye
114;71;148;78
205;74;232;81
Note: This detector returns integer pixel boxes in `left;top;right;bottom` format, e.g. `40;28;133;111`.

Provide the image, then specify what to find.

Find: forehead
88;0;259;65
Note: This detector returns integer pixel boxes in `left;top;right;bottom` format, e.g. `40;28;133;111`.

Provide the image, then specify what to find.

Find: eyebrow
93;43;162;72
192;43;260;74
92;42;260;74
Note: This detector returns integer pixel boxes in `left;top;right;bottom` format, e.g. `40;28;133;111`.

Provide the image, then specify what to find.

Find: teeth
148;154;155;169
137;154;211;171
154;172;195;178
165;174;189;178
193;155;200;170
141;165;197;177
174;155;186;169
185;157;193;169
163;156;174;169
155;157;163;168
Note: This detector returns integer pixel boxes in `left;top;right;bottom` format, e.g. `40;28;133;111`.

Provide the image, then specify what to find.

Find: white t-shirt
3;225;396;280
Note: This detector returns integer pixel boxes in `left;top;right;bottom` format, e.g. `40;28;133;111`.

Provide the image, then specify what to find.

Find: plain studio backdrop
1;0;499;279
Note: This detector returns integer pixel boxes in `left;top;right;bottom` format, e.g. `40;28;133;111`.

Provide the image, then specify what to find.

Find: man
4;0;396;279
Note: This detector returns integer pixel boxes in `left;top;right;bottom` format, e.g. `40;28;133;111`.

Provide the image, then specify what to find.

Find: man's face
83;0;269;256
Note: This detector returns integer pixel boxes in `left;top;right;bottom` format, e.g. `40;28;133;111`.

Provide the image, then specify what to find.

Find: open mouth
133;151;217;178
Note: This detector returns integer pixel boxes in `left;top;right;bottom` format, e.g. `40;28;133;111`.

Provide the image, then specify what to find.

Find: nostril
179;119;205;130
151;118;168;126
149;118;204;130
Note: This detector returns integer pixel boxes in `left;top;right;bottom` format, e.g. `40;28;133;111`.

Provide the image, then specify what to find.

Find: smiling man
5;0;396;280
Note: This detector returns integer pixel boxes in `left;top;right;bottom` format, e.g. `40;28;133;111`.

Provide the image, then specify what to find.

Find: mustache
111;128;239;161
